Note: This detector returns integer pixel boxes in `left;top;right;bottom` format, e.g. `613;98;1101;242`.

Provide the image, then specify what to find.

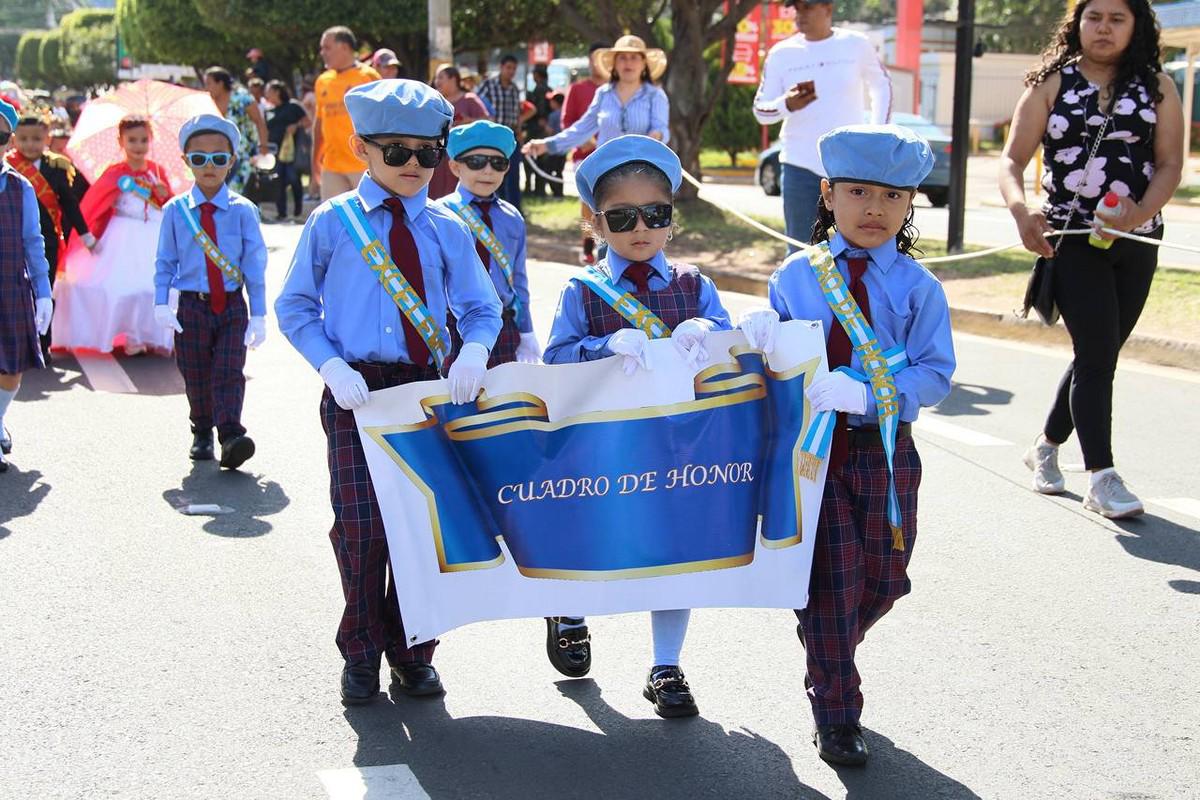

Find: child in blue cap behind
436;119;539;366
276;79;501;706
0;97;53;473
543;134;733;718
740;124;955;766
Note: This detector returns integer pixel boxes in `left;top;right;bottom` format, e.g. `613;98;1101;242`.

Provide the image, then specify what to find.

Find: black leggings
1043;227;1160;470
275;161;303;217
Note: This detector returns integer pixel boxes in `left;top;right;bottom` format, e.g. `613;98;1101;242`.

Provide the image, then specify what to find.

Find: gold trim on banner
516;551;755;581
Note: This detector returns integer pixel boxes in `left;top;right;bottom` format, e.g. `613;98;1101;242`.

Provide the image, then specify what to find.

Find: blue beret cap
818;124;935;188
575;134;681;211
345;79;453;139
0;98;17;132
179;113;240;153
447;120;517;159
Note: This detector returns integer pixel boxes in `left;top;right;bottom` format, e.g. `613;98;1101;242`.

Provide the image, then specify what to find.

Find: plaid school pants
175;291;248;442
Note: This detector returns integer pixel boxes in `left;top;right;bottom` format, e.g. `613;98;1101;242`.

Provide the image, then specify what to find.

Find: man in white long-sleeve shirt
753;0;892;252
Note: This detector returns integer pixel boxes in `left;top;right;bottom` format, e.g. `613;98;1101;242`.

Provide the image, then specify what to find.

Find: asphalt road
2;222;1197;800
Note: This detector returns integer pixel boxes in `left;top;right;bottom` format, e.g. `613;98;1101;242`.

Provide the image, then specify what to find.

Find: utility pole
428;0;453;81
946;0;974;253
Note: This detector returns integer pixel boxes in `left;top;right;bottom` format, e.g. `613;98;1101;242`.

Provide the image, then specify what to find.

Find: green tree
701;79;763;166
39;28;65;88
0;30;23;80
116;0;240;71
976;0;1065;54
15;30;46;86
60;8;117;88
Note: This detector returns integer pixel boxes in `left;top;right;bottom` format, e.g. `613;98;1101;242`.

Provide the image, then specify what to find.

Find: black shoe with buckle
643;665;699;718
189;430;214;461
390;662;444;697
341;662;381;705
219;434;255;470
813;723;869;766
545;617;591;677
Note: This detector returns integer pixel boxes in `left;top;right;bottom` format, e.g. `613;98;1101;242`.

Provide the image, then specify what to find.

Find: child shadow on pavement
0;466;51;539
162;462;289;538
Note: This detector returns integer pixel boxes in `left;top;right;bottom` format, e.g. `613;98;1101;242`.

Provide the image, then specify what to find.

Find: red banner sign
766;3;796;49
528;41;554;65
728;4;763;85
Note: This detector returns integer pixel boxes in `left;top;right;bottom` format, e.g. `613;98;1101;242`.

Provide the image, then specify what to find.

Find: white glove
81;232;98;251
34;298;53;336
805;372;871;415
448;341;488;404
515;331;542;364
244;316;267;349
671;318;709;368
154;304;183;333
319;357;370;411
737;307;780;353
607;328;652;376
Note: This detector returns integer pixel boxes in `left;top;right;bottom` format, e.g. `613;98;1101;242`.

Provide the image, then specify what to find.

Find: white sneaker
1084;471;1144;519
1022;437;1065;494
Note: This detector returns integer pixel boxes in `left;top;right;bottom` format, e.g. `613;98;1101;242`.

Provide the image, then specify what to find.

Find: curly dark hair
1025;0;1164;104
809;188;922;256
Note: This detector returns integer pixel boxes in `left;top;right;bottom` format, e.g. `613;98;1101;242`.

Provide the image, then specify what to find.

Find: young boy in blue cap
436;119;539;365
544;134;732;718
0;98;53;473
740;124;955;765
276;79;502;705
154;113;268;469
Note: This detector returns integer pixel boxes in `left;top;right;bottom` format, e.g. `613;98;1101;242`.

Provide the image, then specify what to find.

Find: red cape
80;161;174;239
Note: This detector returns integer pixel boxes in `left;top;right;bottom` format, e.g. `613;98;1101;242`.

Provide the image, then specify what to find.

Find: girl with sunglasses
53;115;175;356
543;135;732;719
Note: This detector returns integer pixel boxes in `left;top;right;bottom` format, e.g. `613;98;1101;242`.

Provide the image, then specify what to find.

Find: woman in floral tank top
999;0;1183;519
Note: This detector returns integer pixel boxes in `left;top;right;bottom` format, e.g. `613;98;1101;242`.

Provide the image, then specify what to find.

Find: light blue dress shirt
768;231;955;423
544;249;731;364
544;82;670;156
275;174;502;371
154;185;269;316
0;165;51;300
435;185;532;333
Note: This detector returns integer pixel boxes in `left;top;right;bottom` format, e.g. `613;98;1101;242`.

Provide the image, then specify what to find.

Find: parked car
754;112;953;207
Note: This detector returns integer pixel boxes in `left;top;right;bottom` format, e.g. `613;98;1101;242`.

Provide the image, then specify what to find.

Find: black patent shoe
390;662;445;697
545;617;591;677
219;434;255;470
189;431;214;461
341;662;381;705
813;723;869;766
643;665;699;718
1;426;12;454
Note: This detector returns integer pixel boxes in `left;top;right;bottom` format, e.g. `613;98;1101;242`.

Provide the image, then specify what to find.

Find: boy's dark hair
810;184;921;256
204;66;234;91
266;79;291;103
592;160;673;209
16;115;48;128
533;64;548;79
500;54;518;66
118;115;150;135
323;26;357;49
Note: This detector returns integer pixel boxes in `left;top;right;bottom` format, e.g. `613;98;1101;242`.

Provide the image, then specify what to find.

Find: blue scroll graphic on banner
365;349;819;580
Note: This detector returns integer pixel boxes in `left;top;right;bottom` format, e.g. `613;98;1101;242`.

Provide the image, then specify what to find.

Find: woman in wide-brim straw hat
524;34;670;263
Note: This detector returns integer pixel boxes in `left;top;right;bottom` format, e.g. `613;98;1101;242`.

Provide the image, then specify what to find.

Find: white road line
1147;497;1200;521
74;353;137;394
913;416;1014;447
318;765;431;800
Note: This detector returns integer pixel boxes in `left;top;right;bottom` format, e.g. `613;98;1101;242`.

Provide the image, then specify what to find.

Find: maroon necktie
383;198;431;366
624;261;653;294
472;200;493;271
199;202;226;314
826;256;872;473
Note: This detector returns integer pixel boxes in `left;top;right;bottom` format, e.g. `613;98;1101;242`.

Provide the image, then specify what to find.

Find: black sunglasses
456;154;510;172
600;203;673;233
362;136;445;168
184;151;233;168
0;131;10;145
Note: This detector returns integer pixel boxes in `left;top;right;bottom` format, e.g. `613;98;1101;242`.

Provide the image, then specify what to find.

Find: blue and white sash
576;262;672;339
802;243;909;551
177;202;244;285
446;199;521;317
330;195;450;370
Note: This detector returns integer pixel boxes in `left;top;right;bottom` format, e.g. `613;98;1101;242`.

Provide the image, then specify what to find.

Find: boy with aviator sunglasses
437;119;539;366
153;114;268;469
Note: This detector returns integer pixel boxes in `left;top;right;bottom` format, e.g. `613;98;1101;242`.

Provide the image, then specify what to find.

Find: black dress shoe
341;662;381;705
643;665;699;718
219;434;255;470
1;426;12;454
545;617;591;677
813;723;869;766
189;432;214;461
390;662;444;697
0;452;8;473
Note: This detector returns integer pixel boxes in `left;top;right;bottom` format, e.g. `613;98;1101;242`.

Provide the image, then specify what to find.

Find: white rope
526;155;1197;263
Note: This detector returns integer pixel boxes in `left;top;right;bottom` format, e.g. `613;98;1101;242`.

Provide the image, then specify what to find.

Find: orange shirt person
312;26;380;201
